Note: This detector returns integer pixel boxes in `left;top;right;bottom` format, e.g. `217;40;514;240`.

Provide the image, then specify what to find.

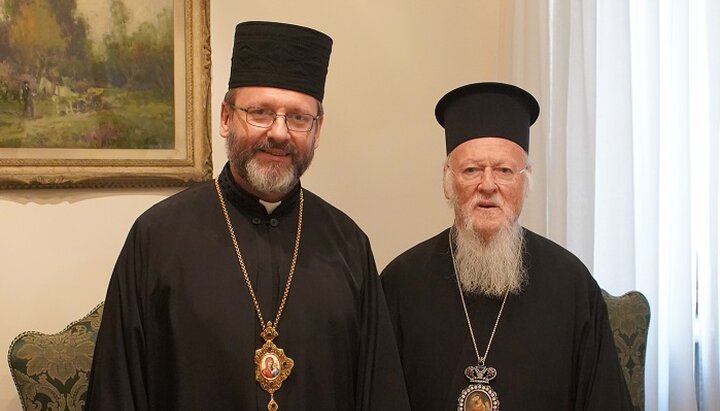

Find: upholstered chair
7;303;104;411
602;290;651;411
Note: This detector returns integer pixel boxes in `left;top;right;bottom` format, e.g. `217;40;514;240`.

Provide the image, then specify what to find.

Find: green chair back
7;303;104;411
602;290;650;411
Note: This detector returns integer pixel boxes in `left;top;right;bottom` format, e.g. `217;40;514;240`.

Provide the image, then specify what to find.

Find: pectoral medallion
254;323;294;411
457;364;500;411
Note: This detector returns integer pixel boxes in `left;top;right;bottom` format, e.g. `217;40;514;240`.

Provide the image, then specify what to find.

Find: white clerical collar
259;199;282;214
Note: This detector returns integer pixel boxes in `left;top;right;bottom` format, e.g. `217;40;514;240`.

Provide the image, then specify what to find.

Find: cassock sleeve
355;246;411;411
86;223;149;410
575;285;634;411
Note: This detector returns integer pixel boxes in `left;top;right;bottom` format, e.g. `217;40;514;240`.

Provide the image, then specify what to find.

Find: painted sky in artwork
75;0;173;53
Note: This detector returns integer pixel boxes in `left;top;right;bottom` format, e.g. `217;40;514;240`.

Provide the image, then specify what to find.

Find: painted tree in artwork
7;0;67;79
103;0;173;91
48;0;93;81
101;0;128;87
128;9;173;91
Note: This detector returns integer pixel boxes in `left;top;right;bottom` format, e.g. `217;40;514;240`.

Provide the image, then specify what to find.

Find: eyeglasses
448;164;527;185
227;103;319;132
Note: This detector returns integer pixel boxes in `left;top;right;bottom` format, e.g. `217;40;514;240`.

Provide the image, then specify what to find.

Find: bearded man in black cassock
86;21;410;411
381;82;633;411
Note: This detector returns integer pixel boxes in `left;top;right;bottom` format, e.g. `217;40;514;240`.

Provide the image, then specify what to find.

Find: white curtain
507;1;720;410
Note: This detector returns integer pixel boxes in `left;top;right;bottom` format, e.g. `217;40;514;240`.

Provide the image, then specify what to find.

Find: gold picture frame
0;0;212;189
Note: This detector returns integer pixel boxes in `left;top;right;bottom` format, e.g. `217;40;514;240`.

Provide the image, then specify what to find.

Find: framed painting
0;0;212;189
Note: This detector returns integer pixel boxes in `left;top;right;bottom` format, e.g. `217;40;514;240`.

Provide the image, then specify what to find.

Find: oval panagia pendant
457;384;500;411
458;364;500;411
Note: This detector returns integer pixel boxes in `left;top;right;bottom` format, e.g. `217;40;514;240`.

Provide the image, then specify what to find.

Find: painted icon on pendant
457;385;499;411
464;390;491;411
261;354;281;380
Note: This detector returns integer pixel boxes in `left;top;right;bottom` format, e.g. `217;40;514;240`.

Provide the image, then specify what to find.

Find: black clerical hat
228;21;333;102
435;82;540;154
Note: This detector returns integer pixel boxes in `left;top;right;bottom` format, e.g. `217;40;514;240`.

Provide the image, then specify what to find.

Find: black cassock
381;228;633;411
87;164;410;411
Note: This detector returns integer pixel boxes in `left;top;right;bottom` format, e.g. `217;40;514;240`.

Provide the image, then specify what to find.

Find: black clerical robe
87;165;410;410
381;228;633;411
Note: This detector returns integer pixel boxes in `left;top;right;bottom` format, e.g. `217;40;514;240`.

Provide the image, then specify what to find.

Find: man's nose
476;170;498;192
266;115;290;140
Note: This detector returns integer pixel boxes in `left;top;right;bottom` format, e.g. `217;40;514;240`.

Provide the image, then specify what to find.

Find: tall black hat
228;21;333;102
435;82;540;154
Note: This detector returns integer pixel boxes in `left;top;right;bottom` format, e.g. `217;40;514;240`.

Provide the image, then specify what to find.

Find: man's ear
312;115;324;149
442;164;452;200
219;102;232;138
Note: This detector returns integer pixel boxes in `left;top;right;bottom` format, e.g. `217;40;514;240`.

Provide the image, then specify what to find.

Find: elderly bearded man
381;82;632;411
87;21;410;411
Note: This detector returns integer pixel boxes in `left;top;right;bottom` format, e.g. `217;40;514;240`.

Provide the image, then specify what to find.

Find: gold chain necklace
215;179;303;411
449;228;506;411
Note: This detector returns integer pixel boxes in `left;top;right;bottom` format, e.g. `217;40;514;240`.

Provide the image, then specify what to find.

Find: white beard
452;218;527;298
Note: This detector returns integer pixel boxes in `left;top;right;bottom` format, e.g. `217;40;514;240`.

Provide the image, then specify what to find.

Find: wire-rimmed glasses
226;103;318;132
448;164;527;185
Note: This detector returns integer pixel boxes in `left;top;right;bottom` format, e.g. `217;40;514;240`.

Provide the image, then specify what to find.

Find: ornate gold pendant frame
254;324;294;410
457;383;500;411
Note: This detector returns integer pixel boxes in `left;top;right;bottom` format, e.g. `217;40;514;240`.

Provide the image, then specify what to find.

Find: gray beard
452;218;527;298
243;156;298;195
226;131;315;196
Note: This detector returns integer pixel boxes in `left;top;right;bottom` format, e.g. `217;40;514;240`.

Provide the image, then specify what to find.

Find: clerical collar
217;163;300;218
259;199;282;214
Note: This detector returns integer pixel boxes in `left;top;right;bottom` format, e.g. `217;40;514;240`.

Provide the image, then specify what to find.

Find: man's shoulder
524;228;587;269
381;228;455;302
523;228;599;290
301;188;367;234
382;228;451;275
135;180;216;226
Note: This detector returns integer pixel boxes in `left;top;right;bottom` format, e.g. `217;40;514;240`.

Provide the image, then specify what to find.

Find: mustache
468;193;504;208
253;138;297;156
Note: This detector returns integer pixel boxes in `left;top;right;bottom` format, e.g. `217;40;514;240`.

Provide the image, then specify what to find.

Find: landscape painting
0;0;212;189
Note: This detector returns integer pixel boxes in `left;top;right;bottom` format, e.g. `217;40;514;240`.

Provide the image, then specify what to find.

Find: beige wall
0;1;510;407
